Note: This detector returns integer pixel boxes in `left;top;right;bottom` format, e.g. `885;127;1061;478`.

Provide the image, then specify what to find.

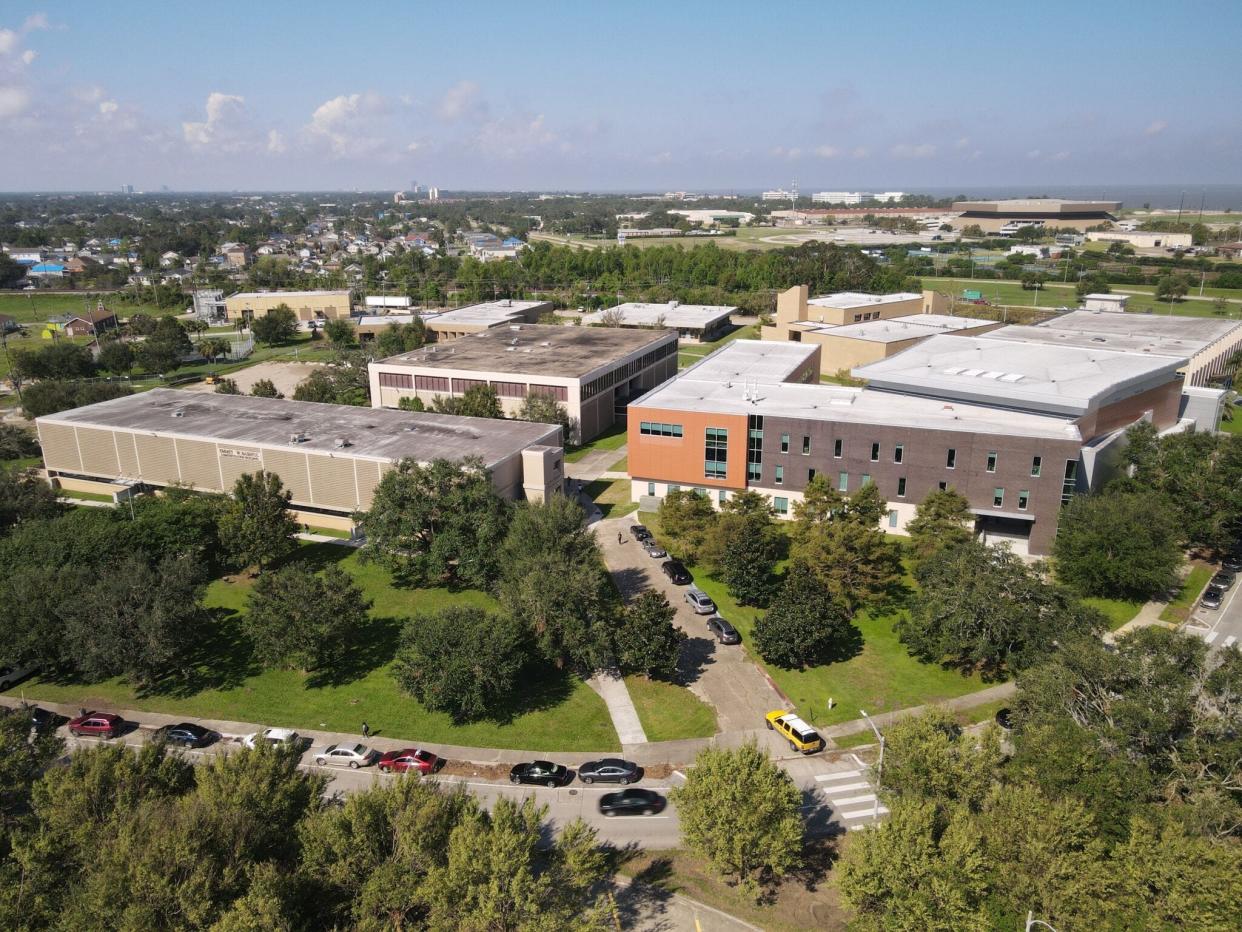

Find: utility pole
859;710;885;820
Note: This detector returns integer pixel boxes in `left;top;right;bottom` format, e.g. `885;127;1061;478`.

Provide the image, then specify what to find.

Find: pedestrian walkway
815;764;888;830
820;680;1017;741
588;673;648;745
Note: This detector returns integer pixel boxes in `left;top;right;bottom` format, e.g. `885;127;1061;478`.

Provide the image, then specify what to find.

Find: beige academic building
225;290;352;322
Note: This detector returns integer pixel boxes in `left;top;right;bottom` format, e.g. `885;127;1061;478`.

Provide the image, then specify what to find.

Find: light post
859;709;884;820
1026;910;1059;931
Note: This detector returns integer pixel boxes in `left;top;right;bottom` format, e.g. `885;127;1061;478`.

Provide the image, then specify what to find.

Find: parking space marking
1224;636;1237;648
1205;631;1219;644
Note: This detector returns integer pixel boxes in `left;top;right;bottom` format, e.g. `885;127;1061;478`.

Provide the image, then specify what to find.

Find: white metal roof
579;302;735;329
808;291;922;309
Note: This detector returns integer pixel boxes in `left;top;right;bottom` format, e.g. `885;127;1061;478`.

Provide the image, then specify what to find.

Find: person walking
617;531;623;545
361;721;370;739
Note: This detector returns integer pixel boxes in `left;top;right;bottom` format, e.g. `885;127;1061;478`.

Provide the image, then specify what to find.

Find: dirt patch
437;760;513;781
180;361;325;398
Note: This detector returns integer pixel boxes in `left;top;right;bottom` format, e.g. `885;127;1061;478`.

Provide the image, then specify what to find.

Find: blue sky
1;1;1239;191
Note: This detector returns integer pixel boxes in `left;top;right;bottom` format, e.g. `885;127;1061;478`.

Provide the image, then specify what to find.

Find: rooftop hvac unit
502;299;512;307
289;432;308;443
171;409;185;418
509;324;522;330
333;438;351;449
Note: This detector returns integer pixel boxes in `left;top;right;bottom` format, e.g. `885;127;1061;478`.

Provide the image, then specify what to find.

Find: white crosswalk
1205;631;1219;644
814;767;888;830
1225;635;1237;648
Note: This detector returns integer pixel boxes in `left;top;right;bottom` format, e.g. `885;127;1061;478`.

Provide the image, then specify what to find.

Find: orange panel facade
627;406;749;489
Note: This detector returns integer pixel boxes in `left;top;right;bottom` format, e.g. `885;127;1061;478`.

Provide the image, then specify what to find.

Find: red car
68;711;123;738
377;748;438;775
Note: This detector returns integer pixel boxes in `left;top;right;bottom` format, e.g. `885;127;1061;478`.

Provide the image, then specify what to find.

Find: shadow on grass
142;606;262;699
269;541;353;574
306;614;403;688
464;661;578;727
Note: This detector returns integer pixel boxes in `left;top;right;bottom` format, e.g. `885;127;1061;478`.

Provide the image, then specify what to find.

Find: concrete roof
421;300;549;327
39;388;559;466
1034;309;1242;348
634;342;1082;441
376;323;675;378
227;290;349;299
578;302;735;329
801;314;994;343
807;291;922;309
853;334;1185;416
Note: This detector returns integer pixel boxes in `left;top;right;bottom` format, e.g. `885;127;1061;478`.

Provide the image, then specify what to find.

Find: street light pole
1026;910;1059;931
859;709;885;820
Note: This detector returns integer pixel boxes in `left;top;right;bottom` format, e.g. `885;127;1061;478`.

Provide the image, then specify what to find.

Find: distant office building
225;290;351;323
669;209;755;226
428;187;440;201
1086;230;1193;250
417;299;552;341
120;184;134;194
762;189;797;201
764;286;925;341
579;301;735;343
810;191;906;205
953;199;1121;233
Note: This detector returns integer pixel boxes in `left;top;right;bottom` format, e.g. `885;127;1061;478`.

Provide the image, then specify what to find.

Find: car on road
154;722;215;748
314;743;377;769
598;788;666;817
509;760;571;787
28;706;63;734
630;524;652;543
1201;587;1224;610
68;711;124;739
766;709;824;754
577;758;641;785
0;662;38;691
661;560;691;585
1210;570;1235;590
377;748;439;775
1222;553;1242;573
242;727;302;751
684;587;715;614
643;541;668;559
706;615;741;645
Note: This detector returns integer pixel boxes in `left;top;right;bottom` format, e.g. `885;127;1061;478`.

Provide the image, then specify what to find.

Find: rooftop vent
333;438;351;449
502;299;512;307
171;409;185;418
509;324;522;331
289;432;308;443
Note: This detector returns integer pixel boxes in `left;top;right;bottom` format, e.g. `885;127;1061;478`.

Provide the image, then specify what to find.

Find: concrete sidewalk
587;673;648;745
821;681;1017;740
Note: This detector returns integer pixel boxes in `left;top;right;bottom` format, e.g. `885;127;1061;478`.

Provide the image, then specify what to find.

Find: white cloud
0;29;18;56
1026;148;1042;159
98;99;118;115
475;113;559;159
266;129;286;154
891;142;936;159
20;48;35;64
954;136;970;149
0;85;29;118
182;92;247;148
22;13;50;32
851;146;868;158
769;145;802;160
1049;150;1070;161
73;84;105;103
813;144;839;158
406;141;422;153
305;91;387;158
1144;119;1168;137
438;80;484;121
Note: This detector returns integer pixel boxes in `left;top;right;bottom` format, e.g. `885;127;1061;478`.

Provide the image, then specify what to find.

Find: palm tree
199;337;232;364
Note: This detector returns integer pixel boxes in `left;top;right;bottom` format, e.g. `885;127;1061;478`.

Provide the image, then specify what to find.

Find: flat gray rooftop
39;389;559;466
377;323;675;378
808;291;922;309
1031;309;1242;349
853;334;1185;416
578;302;735;329
802;314;993;342
680;339;818;384
422;300;549;327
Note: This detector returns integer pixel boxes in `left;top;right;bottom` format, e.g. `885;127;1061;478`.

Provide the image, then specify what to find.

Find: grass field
921;275;1242;317
0;292;172;326
1160;564;1214;624
584;478;639;519
5;543;620;752
565;423;627;462
609;454;628;472
1082;595;1144;631
623;675;717;742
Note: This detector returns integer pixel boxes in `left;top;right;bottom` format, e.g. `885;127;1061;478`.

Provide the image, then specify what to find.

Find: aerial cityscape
2;3;1242;930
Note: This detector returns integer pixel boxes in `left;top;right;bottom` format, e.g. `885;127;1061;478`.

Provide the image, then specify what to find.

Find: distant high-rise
120;184;134;194
411;180;420;193
428;187;440;201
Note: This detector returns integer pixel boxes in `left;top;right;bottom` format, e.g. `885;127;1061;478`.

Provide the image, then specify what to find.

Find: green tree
1155;274;1189;302
670;743;803;896
0;422;39;460
702;490;781;606
0;704;64;834
250;305;299;345
791;473;845;540
906;487;974;563
898;541;1101;678
374;319;427;357
214;377;241;394
1053;490;1182;599
397;395;425;412
198;336;233;364
245;564;371;673
0;468;63;533
879;708;1004;811
613;591;685;679
516;391;574;442
360;457;511;588
323;317;355;347
249;378;282;398
133;337;181;374
291;358;370;406
96;339;134;374
0;250;26;287
391;606;528;721
219;470;298;572
657;488;717;562
791;515;900;613
753;561;855;669
19;380;133;419
430;383;503;419
11;341;96;380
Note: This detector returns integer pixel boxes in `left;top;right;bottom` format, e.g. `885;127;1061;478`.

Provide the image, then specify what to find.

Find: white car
314;742;377;769
0;662;39;691
242;727;302;750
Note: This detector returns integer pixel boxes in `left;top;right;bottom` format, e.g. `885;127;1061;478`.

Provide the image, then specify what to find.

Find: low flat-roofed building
419;299;552;340
578;301;734;342
365;295;413;309
1082;293;1128;313
1087;230;1193;250
36;389;565;523
797;313;1000;376
369;323;678;443
226;290;351;323
764;285;925;342
985;309;1242;387
953;198;1121;233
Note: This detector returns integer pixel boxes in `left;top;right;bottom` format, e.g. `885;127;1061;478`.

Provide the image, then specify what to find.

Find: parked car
29;706;63;734
314;743;377;769
509;760;570;787
1222;553;1242;574
242;727;302;750
153;722;215;748
707;616;741;645
598;788;666;817
577;758;641;785
994;707;1014;730
68;711;124;739
1210;570;1235;590
1201;587;1224;610
0;662;38;691
630;524;652;543
684;587;716;615
643;542;668;559
377;747;439;775
661;560;691;585
765;709;824;754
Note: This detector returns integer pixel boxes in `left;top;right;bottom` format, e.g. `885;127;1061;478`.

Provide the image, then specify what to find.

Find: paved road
1183;574;1242;652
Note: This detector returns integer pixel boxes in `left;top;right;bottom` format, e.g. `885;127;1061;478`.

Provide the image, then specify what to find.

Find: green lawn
624;675;717;742
609;454;628;472
1082;596;1144;631
922;275;1242;318
58;489;114;503
1218;407;1242;435
0;292;171;326
6;543;620;752
1160;564;1214;624
584;478;639;519
565;423;628;462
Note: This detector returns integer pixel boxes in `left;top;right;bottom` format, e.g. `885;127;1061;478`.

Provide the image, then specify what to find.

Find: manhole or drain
568;789;578;796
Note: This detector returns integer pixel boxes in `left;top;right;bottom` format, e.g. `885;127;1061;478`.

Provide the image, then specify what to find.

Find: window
894;443;904;464
1031;455;1042;477
747;414;764;481
669;484;680;492
946;448;956;469
780;433;790;453
704;426;728;479
378;371;413;389
808;468;816;481
719;490;727;505
1018;490;1029;511
938;481;947;491
861;473;871;486
993;487;1004;508
414;374;450;393
834;438;843;458
528;383;568;402
647;482;655;496
897;476;907;497
1062;459;1078;506
451;377;486;394
888;510;898;528
870;442;880;462
802;436;811;455
773;496;789;515
838;471;849;492
774;465;784;485
640;422;683;437
986;451;997;473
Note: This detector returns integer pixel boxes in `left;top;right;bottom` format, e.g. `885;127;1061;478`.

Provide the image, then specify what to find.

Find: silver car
314;742;377;769
684;587;716;615
643;542;667;559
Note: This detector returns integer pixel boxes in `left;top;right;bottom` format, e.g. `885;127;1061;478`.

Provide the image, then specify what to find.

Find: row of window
580;339;677;401
775;433;1043;478
639;421;683;437
648;482;1033;516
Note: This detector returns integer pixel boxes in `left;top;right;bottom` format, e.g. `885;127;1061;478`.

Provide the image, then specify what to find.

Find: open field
0;292;172;326
4;543;621;752
921;275;1242;316
623;675;717;742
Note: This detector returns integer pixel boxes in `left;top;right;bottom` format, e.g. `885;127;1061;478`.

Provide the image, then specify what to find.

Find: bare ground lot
180;360;325;397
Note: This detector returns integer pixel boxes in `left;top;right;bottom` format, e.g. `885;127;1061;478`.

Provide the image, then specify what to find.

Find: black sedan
662;560;691;585
578;758;641;785
28;705;63;734
509;760;571;788
631;524;652;543
598;788;666;817
153;722;215;748
707;616;741;645
1222;553;1242;574
1210;570;1235;590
